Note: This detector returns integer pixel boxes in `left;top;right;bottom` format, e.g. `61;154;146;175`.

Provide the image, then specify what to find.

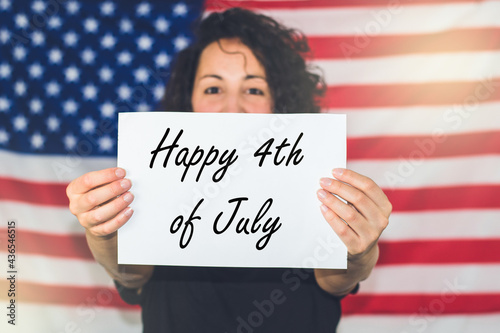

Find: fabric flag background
1;0;499;332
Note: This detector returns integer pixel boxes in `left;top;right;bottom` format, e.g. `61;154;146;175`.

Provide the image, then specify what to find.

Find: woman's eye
204;87;220;94
247;88;264;96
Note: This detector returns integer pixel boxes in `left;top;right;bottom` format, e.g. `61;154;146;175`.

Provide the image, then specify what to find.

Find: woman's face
191;38;273;114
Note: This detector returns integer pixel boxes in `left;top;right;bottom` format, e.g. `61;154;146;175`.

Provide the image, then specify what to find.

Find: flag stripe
308;28;500;59
0;177;68;207
323;79;500;108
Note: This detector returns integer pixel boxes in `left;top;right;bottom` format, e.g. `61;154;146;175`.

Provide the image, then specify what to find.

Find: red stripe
0;177;69;207
342;293;500;315
348;131;500;160
384;185;500;212
0;280;138;310
322;79;500;108
205;0;478;10
377;239;500;266
308;28;500;59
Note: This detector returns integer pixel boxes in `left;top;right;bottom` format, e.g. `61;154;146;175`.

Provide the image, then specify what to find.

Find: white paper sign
117;112;347;269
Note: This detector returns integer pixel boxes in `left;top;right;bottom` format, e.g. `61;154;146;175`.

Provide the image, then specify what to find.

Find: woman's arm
314;168;391;296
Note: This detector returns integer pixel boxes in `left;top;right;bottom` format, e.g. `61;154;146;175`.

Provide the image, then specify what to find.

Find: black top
117;266;345;333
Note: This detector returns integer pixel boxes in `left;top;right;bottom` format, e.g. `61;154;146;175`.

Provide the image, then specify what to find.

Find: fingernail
123;207;133;217
115;168;125;178
320;204;329;213
317;189;328;199
320;177;332;186
123;192;134;203
120;179;131;189
332;168;344;177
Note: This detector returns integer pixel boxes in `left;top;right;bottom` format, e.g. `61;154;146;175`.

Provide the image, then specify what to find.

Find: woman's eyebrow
200;74;223;80
245;74;266;80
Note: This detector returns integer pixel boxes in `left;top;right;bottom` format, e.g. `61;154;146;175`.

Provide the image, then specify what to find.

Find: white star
46;116;60;132
48;48;63;64
66;1;80;14
0;0;11;11
29;63;43;78
65;66;80;82
32;1;45;13
46;81;61;96
117;84;131;100
15;14;29;28
13;45;27;61
99;66;113;82
98;136;114;151
13;115;28;132
31;132;45;150
81;48;95;64
137;2;151;16
30;98;43;113
81;117;96;133
84;17;99;33
63;31;78;47
117;51;133;65
48;16;62;29
100;102;115;118
155;17;170;33
63;99;78;115
0;29;10;44
0;63;11;79
14;81;26;96
32;31;45;46
154;84;165;101
63;133;77;150
155;52;170;68
134;67;149;83
120;18;133;33
137;34;153;51
101;33;116;49
173;35;189;51
137;102;150;112
173;3;188;17
0;96;10;112
0;128;9;145
100;1;115;16
83;84;98;100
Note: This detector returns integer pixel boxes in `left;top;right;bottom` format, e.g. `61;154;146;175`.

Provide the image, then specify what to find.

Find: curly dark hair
161;7;325;114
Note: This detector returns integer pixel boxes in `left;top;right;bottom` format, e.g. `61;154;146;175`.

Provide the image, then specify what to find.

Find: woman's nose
222;94;245;113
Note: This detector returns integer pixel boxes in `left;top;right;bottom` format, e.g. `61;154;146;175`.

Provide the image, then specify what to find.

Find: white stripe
0;303;140;333
253;1;500;36
0;255;112;287
333;102;500;137
0;149;116;183
338;314;500;333
315;52;500;85
0;202;83;235
382;210;500;241
360;264;500;294
349;156;500;189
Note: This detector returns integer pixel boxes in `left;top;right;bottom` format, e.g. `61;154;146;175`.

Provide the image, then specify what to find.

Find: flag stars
155;52;170;68
14;81;27;96
48;48;63;64
13;45;27;61
0;29;10;44
173;35;189;51
63;99;78;115
155;17;170;33
100;1;115;16
81;117;96;133
84;17;99;33
45;81;61;96
137;2;151;16
0;0;11;11
98;136;114;151
0;96;10;112
81;48;96;64
46;116;61;132
13;115;28;132
30;132;45;150
31;31;45;46
120;18;133;33
101;33;116;49
117;84;132;100
173;3;188;17
99;66;114;82
63;31;79;47
15;14;29;28
63;133;77;151
137;102;150;112
0;128;9;145
48;16;62;29
0;63;11;79
29;63;44;79
134;67;149;83
66;1;80;15
65;66;80;82
100;102;116;118
32;1;46;13
154;84;165;101
117;51;133;65
137;34;153;51
82;84;98;100
29;98;43;113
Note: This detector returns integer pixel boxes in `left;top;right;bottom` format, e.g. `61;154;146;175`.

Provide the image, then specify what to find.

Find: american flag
1;0;500;332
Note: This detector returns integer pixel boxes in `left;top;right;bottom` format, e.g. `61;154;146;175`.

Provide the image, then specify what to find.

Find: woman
66;8;391;332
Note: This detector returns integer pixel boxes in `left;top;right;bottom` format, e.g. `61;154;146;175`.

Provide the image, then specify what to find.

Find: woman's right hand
66;167;134;237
